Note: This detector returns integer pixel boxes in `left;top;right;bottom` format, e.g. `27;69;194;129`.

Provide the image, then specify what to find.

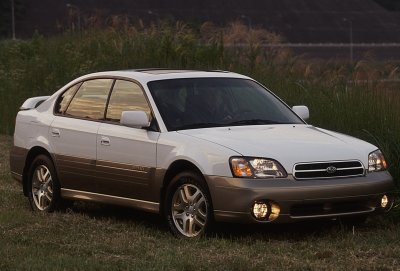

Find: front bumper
206;171;396;223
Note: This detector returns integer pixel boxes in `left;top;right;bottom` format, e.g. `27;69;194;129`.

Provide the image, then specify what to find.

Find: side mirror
292;105;309;121
120;111;150;128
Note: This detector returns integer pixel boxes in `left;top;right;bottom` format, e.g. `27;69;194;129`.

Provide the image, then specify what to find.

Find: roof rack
208;69;230;73
122;68;231;73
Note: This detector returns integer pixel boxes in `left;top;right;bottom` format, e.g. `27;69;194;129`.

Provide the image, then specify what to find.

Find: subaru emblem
326;166;337;174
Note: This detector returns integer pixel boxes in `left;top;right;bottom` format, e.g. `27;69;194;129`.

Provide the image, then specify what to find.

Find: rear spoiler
20;96;51;110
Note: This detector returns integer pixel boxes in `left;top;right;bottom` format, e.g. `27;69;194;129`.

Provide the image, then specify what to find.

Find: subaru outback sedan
10;69;395;237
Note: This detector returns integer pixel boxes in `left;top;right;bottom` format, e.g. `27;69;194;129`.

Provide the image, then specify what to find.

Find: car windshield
148;78;304;131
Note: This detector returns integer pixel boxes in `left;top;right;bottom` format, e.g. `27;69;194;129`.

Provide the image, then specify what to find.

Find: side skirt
61;188;160;213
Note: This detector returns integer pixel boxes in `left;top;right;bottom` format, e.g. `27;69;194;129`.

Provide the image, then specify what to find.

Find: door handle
51;129;60;137
100;136;110;146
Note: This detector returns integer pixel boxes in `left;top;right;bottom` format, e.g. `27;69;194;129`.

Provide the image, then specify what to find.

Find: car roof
76;69;251;84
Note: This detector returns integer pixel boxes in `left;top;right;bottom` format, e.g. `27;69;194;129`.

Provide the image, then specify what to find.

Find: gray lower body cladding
10;145;396;223
207;171;395;223
9;145;27;184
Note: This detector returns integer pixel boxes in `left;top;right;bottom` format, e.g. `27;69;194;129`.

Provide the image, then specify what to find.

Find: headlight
230;157;287;178
368;149;388;172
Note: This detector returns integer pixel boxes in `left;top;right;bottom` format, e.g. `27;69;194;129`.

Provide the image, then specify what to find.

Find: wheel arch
159;159;212;215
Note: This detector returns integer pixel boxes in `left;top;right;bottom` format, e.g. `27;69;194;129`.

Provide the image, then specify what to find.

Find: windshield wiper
226;119;283;126
175;119;284;130
175;122;223;130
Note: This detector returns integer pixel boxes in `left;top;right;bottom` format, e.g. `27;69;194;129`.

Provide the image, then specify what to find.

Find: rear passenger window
106;80;151;122
65;79;113;120
55;84;80;114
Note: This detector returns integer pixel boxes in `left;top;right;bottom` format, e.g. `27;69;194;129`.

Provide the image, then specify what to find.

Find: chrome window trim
52;75;160;132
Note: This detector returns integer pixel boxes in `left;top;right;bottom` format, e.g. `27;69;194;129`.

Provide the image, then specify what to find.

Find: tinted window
66;79;113;120
55;84;80;114
148;78;303;131
106;80;151;122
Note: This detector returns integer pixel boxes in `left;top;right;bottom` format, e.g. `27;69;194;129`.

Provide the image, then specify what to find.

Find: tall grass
0;21;399;186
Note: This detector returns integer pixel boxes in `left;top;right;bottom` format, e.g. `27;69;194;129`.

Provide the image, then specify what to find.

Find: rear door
96;79;159;201
50;78;113;192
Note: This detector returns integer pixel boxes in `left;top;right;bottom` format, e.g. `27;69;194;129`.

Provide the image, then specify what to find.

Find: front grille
293;160;365;180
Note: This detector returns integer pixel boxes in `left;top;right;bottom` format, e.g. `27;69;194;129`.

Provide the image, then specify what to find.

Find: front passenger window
106;80;151;122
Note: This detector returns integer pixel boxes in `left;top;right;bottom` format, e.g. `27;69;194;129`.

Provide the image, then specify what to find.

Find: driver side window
106;80;151;122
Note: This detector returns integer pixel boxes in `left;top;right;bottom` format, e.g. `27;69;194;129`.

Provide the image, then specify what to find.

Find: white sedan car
10;69;395;237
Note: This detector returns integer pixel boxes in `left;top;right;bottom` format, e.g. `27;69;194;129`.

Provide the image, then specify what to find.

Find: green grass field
1;136;400;270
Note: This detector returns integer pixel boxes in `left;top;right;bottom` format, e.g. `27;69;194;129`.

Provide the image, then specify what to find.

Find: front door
96;80;159;201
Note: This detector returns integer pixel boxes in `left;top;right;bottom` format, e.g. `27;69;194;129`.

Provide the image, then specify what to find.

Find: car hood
177;124;377;173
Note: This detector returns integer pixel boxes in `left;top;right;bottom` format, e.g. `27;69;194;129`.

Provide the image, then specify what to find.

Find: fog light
252;202;269;219
269;202;281;222
381;195;389;208
252;201;281;221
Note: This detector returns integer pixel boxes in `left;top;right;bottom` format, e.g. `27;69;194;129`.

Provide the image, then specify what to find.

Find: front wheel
165;171;212;237
27;155;61;212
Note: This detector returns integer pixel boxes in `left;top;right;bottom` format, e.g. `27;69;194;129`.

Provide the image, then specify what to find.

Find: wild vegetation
0;21;400;270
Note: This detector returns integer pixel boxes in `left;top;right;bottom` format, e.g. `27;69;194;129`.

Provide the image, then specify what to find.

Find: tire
165;171;212;237
27;155;61;212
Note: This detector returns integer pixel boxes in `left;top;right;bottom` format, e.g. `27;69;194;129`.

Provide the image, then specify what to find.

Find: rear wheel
165;171;212;237
27;155;61;212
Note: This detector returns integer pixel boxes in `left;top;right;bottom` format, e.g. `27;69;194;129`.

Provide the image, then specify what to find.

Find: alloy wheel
171;183;208;237
31;165;54;211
